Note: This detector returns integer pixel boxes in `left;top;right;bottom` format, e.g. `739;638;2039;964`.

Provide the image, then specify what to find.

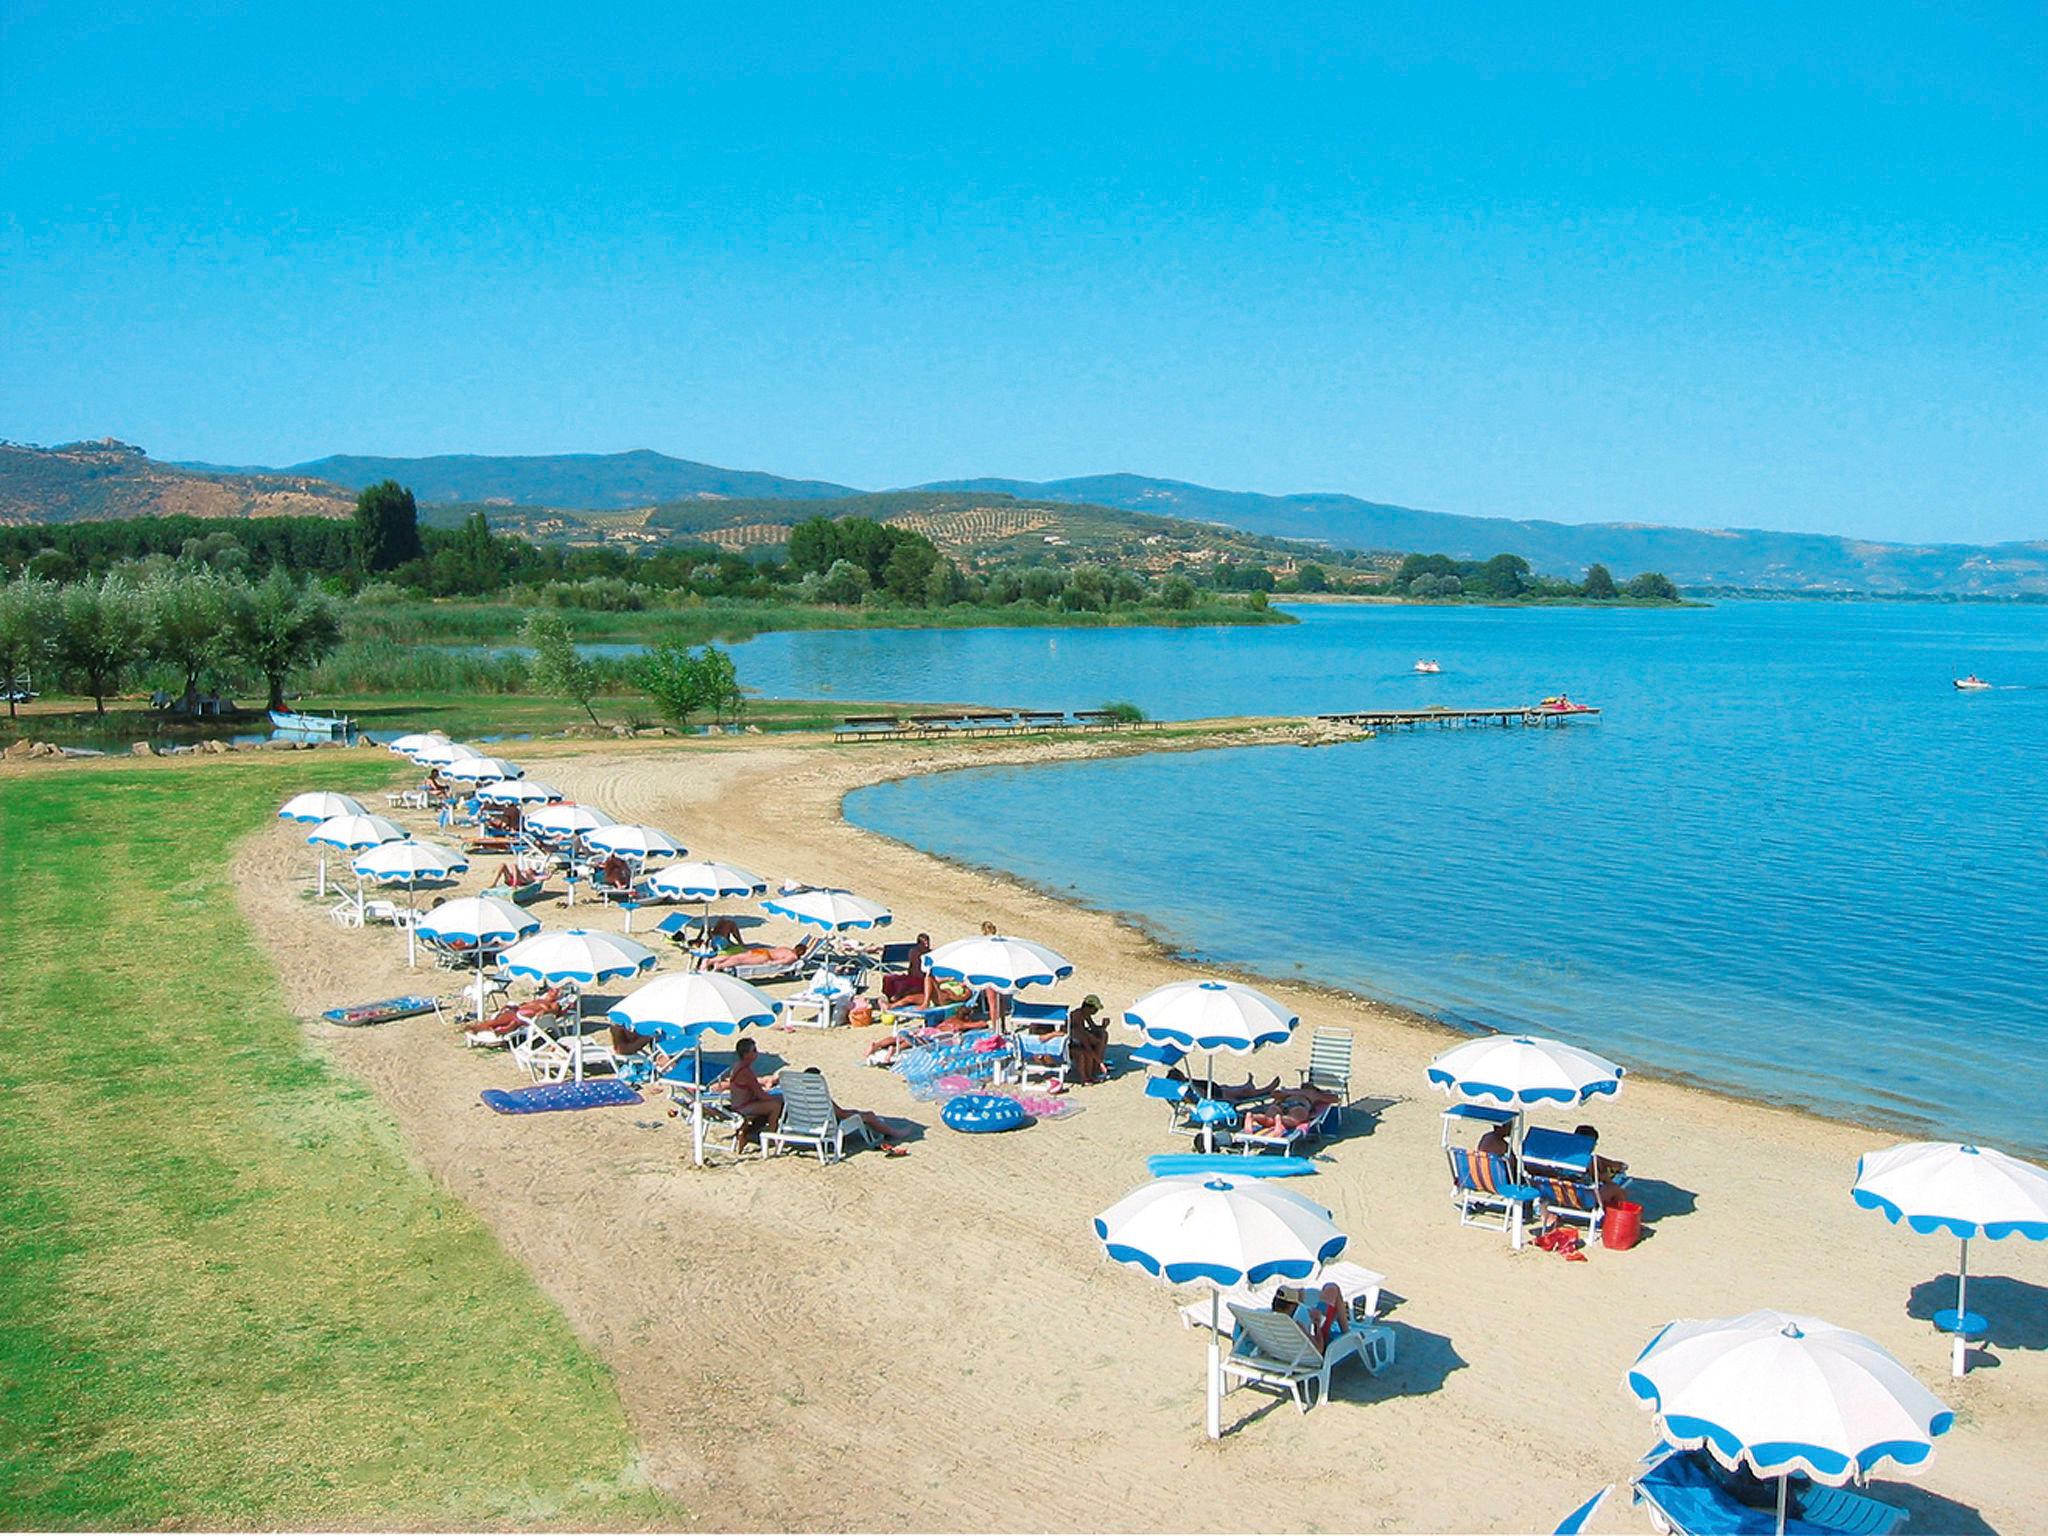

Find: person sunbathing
1167;1068;1282;1104
726;1037;782;1150
464;985;571;1043
795;1067;909;1156
1240;1086;1338;1135
881;933;933;1004
699;914;746;947
492;856;546;888
1574;1123;1631;1206
593;852;633;892
706;935;815;973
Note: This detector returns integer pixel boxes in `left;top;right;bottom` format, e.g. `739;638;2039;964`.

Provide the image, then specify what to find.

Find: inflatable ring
942;1093;1030;1134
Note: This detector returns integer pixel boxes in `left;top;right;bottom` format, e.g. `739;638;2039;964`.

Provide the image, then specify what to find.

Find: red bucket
1602;1200;1643;1251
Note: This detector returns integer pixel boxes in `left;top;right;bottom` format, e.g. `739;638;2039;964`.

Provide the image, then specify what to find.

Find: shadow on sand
1907;1273;2048;1352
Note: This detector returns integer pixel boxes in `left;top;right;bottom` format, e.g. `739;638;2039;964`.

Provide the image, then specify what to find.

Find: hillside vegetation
0;440;352;525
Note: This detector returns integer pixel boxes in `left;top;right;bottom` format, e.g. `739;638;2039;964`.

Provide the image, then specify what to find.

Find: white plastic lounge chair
1179;1261;1388;1335
1221;1303;1392;1413
1299;1027;1354;1117
1016;1028;1070;1086
1233;1097;1340;1156
760;1071;877;1163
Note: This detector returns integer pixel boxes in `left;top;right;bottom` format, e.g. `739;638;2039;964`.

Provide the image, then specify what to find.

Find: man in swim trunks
726;1037;783;1150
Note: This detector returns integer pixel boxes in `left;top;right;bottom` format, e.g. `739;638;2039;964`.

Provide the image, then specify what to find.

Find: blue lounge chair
1632;1448;1908;1536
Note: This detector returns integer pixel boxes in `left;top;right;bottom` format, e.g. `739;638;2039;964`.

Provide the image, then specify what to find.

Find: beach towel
321;995;437;1028
480;1080;644;1115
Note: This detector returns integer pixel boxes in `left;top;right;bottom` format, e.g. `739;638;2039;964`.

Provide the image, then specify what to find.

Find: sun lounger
1233;1097;1340;1156
1181;1261;1387;1334
1145;1075;1195;1131
1299;1027;1354;1117
1447;1147;1542;1248
1529;1175;1606;1240
760;1071;877;1163
1631;1448;1908;1536
1221;1302;1392;1412
321;995;437;1027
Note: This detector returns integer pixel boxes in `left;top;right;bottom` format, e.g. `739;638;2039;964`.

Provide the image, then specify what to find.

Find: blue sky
2;2;2042;542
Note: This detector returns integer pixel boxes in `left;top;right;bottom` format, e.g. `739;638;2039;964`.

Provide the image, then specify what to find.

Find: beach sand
231;733;2046;1533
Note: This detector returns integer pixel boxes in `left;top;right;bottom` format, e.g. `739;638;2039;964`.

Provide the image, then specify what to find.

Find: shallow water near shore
735;601;2048;1153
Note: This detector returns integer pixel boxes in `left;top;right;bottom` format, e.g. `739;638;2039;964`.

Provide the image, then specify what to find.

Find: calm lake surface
735;602;2048;1152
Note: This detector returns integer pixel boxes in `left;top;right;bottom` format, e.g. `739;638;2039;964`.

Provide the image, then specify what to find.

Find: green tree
57;574;148;715
1158;575;1197;610
0;574;59;718
524;610;603;726
1060;565;1110;612
882;539;940;603
1466;553;1531;599
1018;567;1065;605
352;481;423;574
1581;563;1618;599
1624;571;1679;601
924;558;971;606
817;559;869;606
630;640;741;729
144;569;237;712
229;568;344;711
1294;562;1329;593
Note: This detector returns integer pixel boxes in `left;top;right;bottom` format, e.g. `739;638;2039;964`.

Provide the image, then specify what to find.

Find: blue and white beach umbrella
414;738;487;768
442;755;522;782
647;859;765;902
1123;980;1299;1151
277;791;365;824
1853;1141;2048;1377
498;928;658;1080
477;777;561;805
608;971;781;1165
1095;1173;1346;1440
351;838;470;966
388;731;450;759
584;823;684;862
1625;1310;1952;1534
526;802;616;841
762;887;892;932
928;934;1072;993
417;894;541;1016
305;810;405;898
1427;1033;1624;1108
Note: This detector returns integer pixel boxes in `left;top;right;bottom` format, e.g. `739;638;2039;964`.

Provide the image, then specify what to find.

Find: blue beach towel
480;1080;644;1115
321;995;436;1027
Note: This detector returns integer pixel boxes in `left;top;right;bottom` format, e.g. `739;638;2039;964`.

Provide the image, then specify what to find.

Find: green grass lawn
0;759;672;1528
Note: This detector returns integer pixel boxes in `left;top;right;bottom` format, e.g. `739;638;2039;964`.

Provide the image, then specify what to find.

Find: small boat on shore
1413;659;1441;674
269;707;353;735
1954;675;1991;691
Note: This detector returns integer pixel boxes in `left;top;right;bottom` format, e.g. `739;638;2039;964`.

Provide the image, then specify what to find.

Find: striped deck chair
1447;1147;1541;1243
1298;1028;1354;1120
1530;1175;1605;1240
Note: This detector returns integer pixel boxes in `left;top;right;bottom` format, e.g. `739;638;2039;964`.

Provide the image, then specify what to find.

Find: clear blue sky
2;2;2042;542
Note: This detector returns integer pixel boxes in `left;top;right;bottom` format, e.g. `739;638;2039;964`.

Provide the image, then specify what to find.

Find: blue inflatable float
942;1093;1030;1134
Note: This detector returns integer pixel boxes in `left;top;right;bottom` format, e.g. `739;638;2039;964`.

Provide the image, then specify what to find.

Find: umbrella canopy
307;812;407;851
351;838;469;884
646;860;766;902
585;823;685;861
762;887;892;932
498;928;658;986
1095;1173;1347;1440
1852;1141;2048;1377
413;738;488;767
442;755;523;782
477;778;562;804
277;791;366;824
927;934;1072;993
526;802;617;838
1427;1033;1625;1108
1122;979;1297;1053
417;894;540;949
1624;1310;1952;1486
388;731;450;759
1853;1142;2048;1240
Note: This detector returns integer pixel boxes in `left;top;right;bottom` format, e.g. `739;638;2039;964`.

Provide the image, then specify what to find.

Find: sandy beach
232;731;2047;1534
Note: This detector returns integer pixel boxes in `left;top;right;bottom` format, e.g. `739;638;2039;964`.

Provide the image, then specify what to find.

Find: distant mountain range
183;449;857;508
6;440;2044;594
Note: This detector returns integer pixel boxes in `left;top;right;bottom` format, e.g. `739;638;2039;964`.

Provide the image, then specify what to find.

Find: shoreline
133;726;2043;1531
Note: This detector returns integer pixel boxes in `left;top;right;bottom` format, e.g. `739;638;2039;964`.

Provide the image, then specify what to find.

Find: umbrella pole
1207;1286;1223;1441
317;849;327;898
572;992;584;1083
692;1041;705;1167
406;885;418;967
1954;1236;1971;1378
1204;1051;1216;1154
1775;1475;1788;1536
475;947;486;1022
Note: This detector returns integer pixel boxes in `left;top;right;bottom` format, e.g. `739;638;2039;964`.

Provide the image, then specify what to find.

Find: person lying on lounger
1166;1068;1282;1104
705;936;816;973
1239;1085;1340;1136
464;985;573;1042
794;1067;909;1156
491;855;548;888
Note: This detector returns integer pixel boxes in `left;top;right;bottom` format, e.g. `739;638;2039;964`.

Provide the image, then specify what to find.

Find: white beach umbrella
1123;980;1299;1150
585;823;685;862
1852;1141;2048;1376
927;934;1073;993
387;731;450;759
413;738;487;767
1625;1310;1952;1533
647;860;766;902
277;791;365;824
526;802;616;839
1427;1033;1625;1110
761;887;892;932
1095;1174;1347;1440
417;895;542;1018
305;811;405;898
477;778;561;805
497;928;659;1080
351;838;470;966
608;971;780;1165
442;755;523;782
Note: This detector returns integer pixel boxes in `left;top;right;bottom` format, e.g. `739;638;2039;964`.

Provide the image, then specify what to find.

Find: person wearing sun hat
1069;993;1109;1084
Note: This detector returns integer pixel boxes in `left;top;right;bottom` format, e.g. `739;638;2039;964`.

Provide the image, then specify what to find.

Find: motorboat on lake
1954;675;1992;691
1534;694;1598;718
1413;659;1441;674
269;707;354;735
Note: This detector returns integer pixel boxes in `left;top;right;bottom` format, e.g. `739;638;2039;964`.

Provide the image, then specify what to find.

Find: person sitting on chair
1067;994;1109;1085
1476;1121;1515;1161
595;851;633;893
796;1067;909;1156
1574;1123;1630;1206
726;1037;783;1150
881;933;933;1004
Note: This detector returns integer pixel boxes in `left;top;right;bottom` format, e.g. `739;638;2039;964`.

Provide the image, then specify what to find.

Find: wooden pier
1315;704;1600;731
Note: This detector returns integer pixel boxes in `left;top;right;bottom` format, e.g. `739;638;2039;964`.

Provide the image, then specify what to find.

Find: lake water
734;602;2048;1153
